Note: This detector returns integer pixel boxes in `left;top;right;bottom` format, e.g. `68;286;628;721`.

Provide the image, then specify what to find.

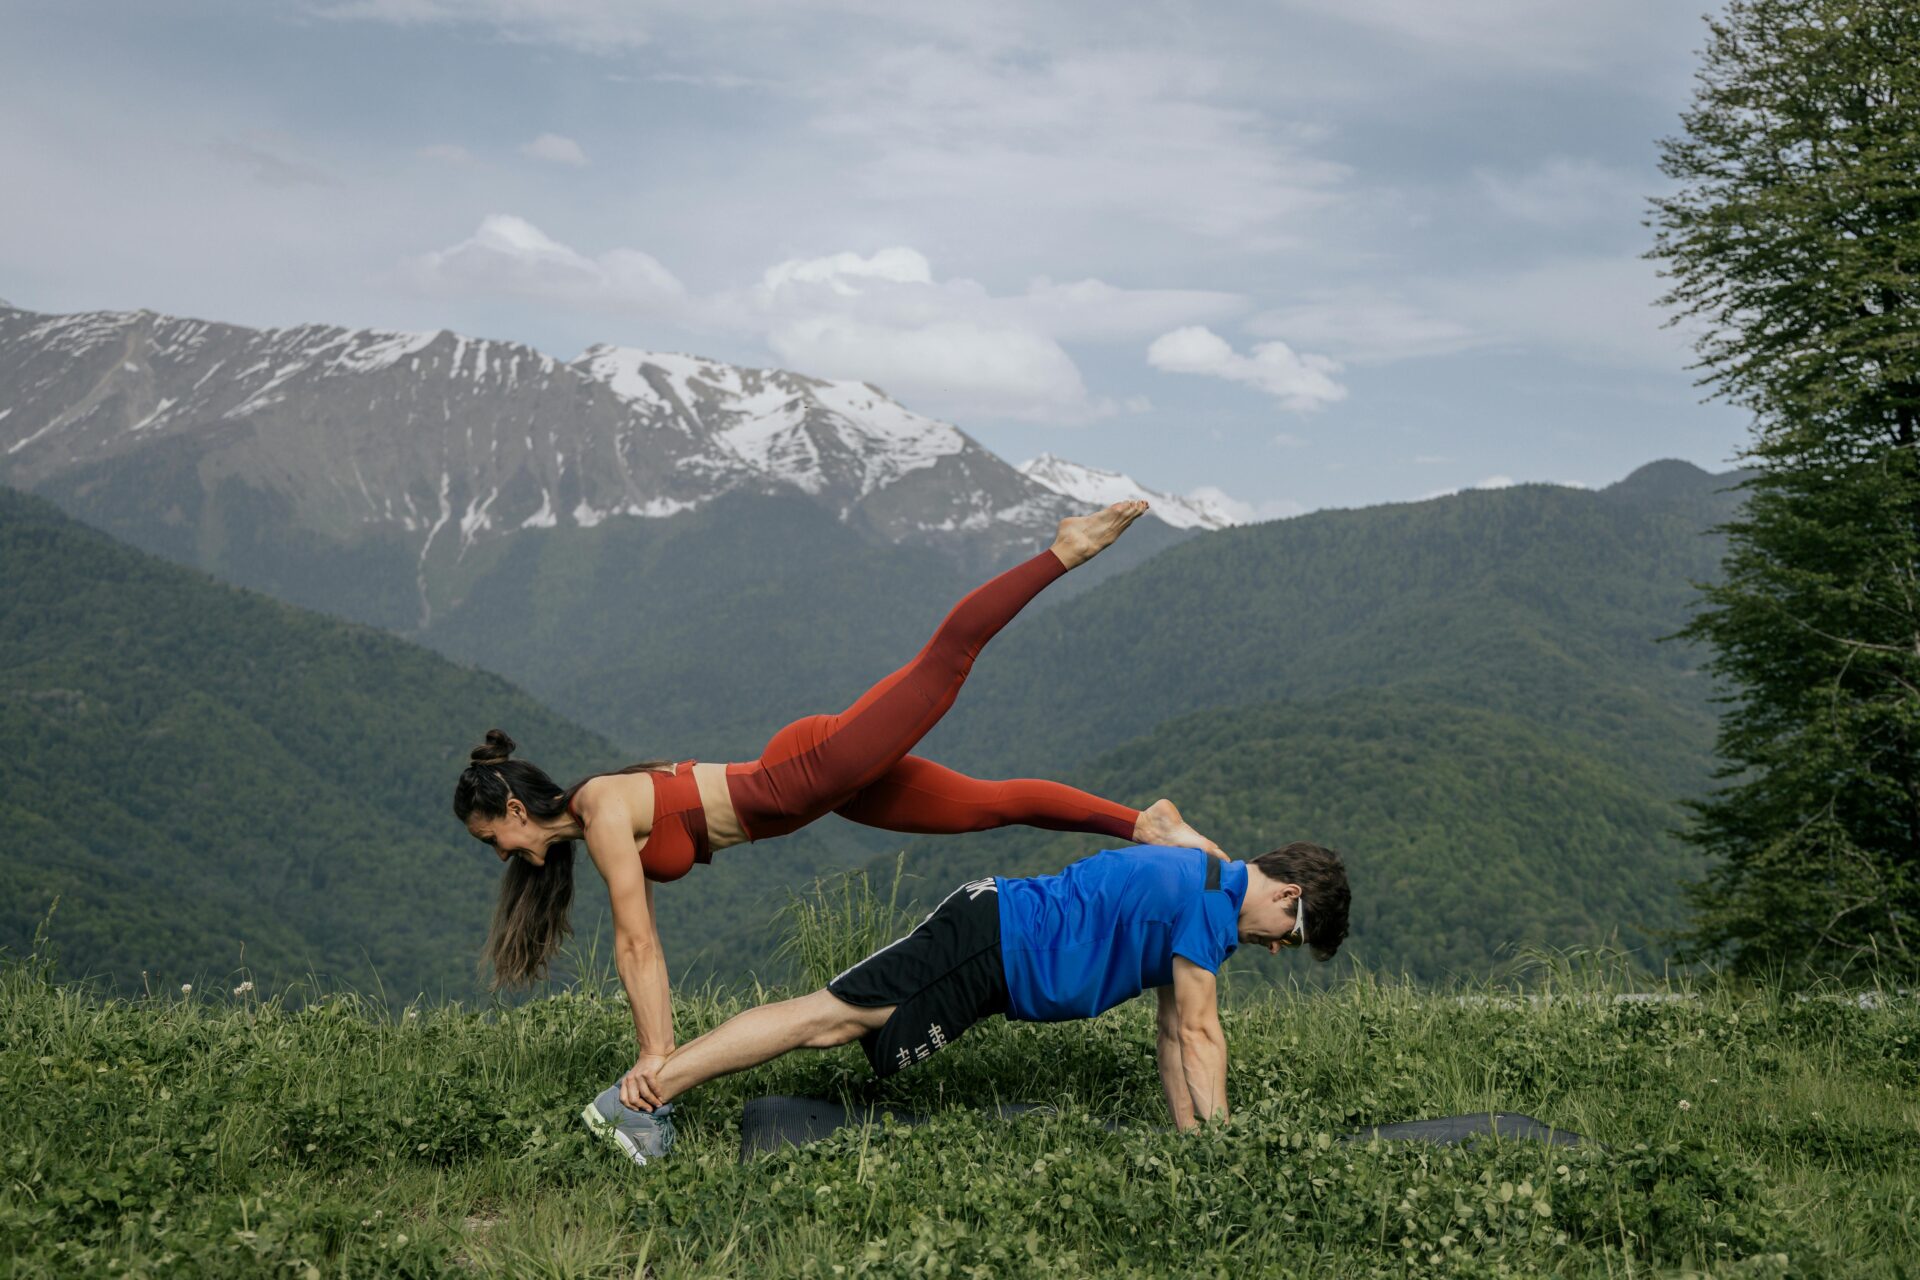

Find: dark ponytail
453;729;670;990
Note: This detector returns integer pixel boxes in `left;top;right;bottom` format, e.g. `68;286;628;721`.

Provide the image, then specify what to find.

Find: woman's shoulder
573;771;655;825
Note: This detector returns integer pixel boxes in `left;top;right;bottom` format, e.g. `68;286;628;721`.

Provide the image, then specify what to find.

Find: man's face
1241;884;1304;954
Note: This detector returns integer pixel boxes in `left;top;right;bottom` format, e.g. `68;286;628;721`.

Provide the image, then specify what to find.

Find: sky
0;0;1752;520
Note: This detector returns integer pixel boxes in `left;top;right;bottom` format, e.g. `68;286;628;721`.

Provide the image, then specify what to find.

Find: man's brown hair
1250;841;1350;961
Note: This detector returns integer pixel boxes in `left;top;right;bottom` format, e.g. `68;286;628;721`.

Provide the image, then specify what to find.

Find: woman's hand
621;1052;669;1111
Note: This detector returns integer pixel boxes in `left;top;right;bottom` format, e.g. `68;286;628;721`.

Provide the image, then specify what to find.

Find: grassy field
3;886;1916;1278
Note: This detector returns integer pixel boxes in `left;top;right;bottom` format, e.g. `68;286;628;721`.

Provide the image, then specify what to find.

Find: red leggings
724;549;1139;844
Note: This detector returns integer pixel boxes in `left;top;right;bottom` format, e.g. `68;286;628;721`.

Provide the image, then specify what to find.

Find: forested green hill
0;488;853;999
3;459;1748;993
876;687;1704;982
913;460;1742;778
419;490;1181;761
865;461;1747;980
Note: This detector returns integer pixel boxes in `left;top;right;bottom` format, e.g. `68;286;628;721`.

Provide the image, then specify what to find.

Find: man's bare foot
1133;798;1229;861
1051;500;1149;570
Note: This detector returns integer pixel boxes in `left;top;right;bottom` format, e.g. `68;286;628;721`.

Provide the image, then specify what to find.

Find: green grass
3;891;1916;1278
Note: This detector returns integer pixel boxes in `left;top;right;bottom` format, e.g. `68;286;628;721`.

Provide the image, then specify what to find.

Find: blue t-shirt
996;846;1245;1022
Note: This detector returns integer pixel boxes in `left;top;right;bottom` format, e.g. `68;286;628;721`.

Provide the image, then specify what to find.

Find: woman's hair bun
470;728;516;767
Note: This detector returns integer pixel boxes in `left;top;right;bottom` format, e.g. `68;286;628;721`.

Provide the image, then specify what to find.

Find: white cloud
1475;474;1516;489
405;224;1225;421
1247;291;1480;365
761;247;933;294
1015;277;1246;342
315;0;656;52
767;314;1090;422
520;133;589;166
210;136;336;188
404;214;684;310
810;46;1349;245
644;70;773;90
1244;255;1697;375
1278;0;1678;76
718;246;1240;420
1433;253;1695;369
1475;156;1644;227
1146;326;1346;412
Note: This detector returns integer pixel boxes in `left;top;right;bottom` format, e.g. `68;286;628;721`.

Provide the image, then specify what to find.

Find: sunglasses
1279;896;1307;949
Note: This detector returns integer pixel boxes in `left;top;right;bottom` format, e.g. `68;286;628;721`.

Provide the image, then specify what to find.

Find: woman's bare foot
1050;500;1149;570
1133;798;1229;861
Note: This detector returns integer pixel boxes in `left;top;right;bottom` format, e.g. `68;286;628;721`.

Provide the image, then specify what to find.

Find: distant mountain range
0;302;1229;634
1;295;1755;992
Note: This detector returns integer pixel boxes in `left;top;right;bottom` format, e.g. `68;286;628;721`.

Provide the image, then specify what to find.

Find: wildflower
180;983;192;995
1678;1099;1691;1112
405;1008;419;1019
234;981;254;996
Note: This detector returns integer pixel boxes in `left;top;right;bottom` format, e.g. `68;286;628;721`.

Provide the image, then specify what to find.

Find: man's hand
621;1052;668;1111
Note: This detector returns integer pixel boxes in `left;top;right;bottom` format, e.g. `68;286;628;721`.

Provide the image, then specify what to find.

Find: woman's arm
580;795;675;1107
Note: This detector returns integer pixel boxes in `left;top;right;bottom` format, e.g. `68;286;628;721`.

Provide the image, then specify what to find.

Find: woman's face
465;797;550;867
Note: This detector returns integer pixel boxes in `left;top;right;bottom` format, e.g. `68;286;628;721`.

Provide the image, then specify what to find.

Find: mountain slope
837;462;1749;979
0;303;1136;633
1;457;1750;991
875;686;1704;981
0;487;866;997
421;488;1188;757
914;463;1742;780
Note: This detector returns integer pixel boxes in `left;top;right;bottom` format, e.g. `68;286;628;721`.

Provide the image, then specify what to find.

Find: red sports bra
570;761;712;883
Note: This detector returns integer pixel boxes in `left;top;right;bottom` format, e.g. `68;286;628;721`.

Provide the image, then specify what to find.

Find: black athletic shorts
826;877;1009;1078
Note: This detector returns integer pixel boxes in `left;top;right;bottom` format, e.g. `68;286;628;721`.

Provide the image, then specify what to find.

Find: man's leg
651;990;893;1105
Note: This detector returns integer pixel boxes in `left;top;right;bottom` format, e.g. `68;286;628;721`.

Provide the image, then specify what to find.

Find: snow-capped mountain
0;303;1103;590
1018;453;1239;531
0;301;1223;631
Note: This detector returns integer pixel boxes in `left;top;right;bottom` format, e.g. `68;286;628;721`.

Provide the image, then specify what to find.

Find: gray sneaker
581;1085;676;1165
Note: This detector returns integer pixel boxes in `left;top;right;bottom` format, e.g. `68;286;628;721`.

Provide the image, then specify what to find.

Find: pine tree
1653;0;1920;974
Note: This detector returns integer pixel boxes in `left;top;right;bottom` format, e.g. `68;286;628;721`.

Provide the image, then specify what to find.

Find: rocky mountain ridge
1017;453;1236;530
0;304;1232;624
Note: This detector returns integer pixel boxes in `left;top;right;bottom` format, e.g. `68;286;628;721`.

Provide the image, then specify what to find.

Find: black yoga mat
739;1095;1125;1161
1343;1112;1589;1148
739;1096;1589;1162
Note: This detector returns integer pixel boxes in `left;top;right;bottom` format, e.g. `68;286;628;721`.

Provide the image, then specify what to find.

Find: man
582;841;1351;1162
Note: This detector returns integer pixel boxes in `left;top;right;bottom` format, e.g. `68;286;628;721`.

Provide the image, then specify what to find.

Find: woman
453;500;1224;1108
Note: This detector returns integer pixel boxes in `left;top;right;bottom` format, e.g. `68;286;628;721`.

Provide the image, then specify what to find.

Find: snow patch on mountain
333;329;438;375
574;344;965;498
1017;454;1239;531
0;301;1207;578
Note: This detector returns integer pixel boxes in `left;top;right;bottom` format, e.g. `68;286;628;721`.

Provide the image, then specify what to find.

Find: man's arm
1170;956;1228;1128
1154;985;1196;1129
